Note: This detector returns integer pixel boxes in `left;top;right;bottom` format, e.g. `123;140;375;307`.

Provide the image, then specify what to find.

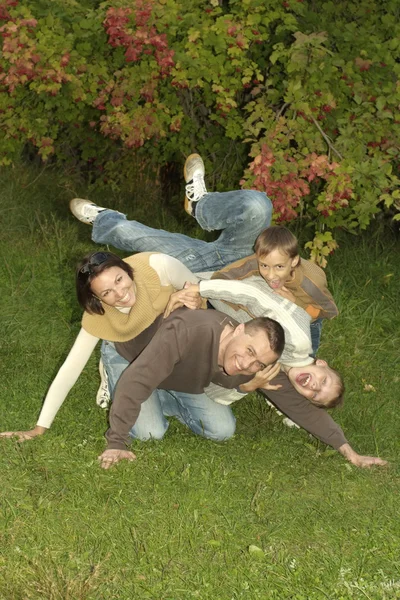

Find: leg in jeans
101;340;130;397
92;190;272;272
129;390;169;441
130;389;236;441
158;389;236;441
102;341;169;439
310;318;323;357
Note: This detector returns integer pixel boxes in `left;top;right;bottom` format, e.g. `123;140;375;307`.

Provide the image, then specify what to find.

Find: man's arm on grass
261;372;387;468
100;318;185;468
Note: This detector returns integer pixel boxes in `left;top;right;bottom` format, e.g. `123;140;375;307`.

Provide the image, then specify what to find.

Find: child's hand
239;363;282;393
273;286;296;303
164;283;201;318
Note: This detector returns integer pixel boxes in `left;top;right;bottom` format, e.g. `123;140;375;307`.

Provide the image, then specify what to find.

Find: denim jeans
310;318;323;357
101;340;236;441
92;189;272;272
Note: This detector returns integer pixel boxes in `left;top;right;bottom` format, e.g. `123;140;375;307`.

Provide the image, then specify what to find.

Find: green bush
0;0;399;262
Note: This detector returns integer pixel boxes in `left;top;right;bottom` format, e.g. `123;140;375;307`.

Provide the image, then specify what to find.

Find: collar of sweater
81;252;173;342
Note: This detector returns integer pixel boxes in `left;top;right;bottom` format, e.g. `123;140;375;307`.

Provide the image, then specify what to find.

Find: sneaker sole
183;154;202;216
69;198;93;226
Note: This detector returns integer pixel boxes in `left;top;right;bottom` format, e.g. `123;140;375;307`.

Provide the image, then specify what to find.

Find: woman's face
90;267;136;308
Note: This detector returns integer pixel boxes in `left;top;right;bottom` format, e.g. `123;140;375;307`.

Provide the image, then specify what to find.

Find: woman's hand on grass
164;283;201;318
0;425;47;442
239;363;282;393
98;449;136;469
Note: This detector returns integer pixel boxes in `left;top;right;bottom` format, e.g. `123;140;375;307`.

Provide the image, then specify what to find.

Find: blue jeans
310;318;323;357
101;341;236;441
92;190;272;272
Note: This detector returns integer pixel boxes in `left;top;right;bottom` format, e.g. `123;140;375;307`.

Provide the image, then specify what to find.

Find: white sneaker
70;198;107;225
183;154;207;216
96;358;111;408
266;400;300;429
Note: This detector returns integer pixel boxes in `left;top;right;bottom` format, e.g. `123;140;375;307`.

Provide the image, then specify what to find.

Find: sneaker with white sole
70;198;107;225
184;154;208;216
96;358;111;408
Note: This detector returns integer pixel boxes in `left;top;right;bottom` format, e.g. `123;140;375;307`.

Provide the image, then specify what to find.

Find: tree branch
276;102;289;120
311;115;343;160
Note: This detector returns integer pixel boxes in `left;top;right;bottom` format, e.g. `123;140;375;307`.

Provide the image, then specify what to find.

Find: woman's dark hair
76;251;134;315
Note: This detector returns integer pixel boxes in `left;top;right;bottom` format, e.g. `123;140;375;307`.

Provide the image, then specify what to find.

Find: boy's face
287;360;341;406
257;249;299;291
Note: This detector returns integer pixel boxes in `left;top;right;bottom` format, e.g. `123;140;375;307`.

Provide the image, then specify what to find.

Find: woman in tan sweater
0;250;238;448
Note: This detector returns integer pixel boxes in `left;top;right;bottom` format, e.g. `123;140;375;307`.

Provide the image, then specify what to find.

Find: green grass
0;164;399;599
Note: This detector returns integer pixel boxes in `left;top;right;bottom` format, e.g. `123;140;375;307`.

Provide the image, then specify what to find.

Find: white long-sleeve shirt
36;254;198;429
199;277;313;368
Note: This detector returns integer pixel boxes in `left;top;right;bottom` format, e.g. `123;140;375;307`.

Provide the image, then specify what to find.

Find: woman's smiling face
90;267;136;308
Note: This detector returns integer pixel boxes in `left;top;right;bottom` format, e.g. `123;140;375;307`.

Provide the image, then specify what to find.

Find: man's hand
164;283;201;319
0;426;47;442
239;363;282;393
338;443;388;468
98;449;136;469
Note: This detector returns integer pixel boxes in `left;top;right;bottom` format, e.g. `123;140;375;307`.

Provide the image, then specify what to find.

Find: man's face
222;324;279;376
287;359;341;405
257;249;299;291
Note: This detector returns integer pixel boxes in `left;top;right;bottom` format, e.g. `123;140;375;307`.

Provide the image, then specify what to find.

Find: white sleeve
149;253;199;289
199;279;314;367
36;328;99;429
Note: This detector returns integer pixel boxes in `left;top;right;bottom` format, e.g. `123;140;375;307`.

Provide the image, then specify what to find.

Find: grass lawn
0;164;399;600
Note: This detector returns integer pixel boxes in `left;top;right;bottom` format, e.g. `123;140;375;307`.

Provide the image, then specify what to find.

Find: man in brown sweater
100;308;284;468
99;304;387;470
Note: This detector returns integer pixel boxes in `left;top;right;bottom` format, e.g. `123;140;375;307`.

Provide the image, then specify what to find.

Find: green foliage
0;0;399;262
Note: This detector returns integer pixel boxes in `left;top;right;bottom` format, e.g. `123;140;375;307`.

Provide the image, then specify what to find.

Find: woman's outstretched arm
0;328;99;441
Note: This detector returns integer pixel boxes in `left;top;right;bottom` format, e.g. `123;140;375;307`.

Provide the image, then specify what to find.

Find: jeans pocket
174;248;217;272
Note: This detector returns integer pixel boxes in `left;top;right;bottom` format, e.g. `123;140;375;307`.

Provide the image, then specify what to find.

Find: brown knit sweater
212;254;338;321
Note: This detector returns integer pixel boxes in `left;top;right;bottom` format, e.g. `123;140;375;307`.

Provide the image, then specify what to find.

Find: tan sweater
37;253;194;429
82;253;174;342
212;254;338;321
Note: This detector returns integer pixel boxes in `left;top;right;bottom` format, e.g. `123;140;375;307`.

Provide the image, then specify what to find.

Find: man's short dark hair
244;317;285;357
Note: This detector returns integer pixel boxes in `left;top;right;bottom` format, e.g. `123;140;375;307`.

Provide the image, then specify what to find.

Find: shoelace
185;173;207;202
97;381;111;408
97;361;111;407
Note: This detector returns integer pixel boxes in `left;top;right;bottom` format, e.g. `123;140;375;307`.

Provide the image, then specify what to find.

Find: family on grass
1;154;388;470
